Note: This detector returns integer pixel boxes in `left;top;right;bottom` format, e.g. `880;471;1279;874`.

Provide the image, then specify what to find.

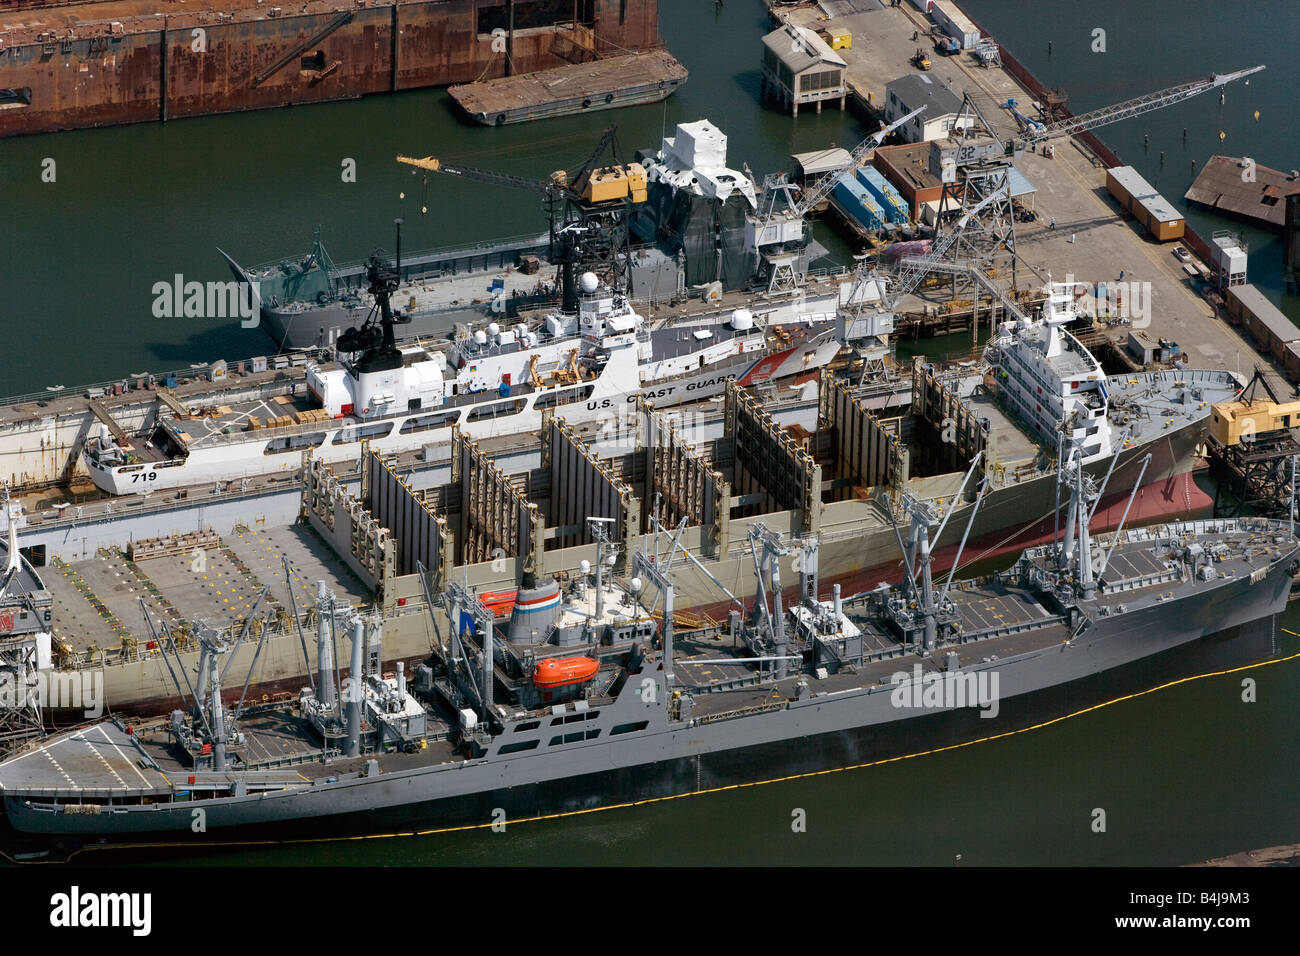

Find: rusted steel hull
449;48;686;125
0;0;660;137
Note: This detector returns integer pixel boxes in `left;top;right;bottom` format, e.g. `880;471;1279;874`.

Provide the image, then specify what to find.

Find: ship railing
802;265;856;283
0;357;270;411
451;328;587;358
23;469;308;533
689;698;788;727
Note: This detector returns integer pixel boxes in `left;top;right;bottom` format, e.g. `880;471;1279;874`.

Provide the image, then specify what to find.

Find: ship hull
263;301;506;352
4;550;1290;842
459;83;681;126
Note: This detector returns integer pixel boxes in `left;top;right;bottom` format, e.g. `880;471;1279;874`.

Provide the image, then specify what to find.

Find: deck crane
747;105;927;292
397;123;633;210
396;124;646;298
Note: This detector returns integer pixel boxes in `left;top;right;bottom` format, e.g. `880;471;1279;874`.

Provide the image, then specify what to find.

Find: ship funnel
396;660;406;698
833;584;842;621
507;575;560;645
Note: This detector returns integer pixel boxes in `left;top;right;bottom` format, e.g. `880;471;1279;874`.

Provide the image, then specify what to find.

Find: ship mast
336;218;412;372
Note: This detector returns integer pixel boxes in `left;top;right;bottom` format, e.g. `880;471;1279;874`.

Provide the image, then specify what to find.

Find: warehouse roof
792;147;854;177
763;25;847;75
885;74;963;117
1229;284;1300;344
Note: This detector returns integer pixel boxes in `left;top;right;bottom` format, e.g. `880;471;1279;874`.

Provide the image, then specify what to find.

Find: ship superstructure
984;282;1112;462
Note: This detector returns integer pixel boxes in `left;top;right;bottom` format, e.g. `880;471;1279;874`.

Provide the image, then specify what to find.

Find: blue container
832;175;885;232
854;166;909;225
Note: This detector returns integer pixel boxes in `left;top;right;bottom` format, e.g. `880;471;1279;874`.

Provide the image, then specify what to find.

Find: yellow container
825;30;851;50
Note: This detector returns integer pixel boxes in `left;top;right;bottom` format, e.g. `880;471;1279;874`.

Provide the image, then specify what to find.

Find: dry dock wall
0;0;660;137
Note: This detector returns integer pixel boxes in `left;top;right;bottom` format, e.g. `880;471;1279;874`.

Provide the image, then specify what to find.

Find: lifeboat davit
533;657;599;689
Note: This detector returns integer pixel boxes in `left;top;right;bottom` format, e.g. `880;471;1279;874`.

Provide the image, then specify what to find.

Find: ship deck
684;517;1296;722
164;391;322;449
0;704;465;800
1107;368;1242;444
267;263;554;320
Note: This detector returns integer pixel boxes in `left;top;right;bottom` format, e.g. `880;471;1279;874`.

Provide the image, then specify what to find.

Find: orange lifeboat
533;657;599;689
479;589;518;617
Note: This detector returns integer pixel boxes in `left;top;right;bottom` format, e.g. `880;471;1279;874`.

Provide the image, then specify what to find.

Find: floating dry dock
448;49;687;126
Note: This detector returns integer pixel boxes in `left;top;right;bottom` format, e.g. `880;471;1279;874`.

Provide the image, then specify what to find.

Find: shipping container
930;1;981;50
1106;166;1184;241
854;165;909;224
832;175;886;233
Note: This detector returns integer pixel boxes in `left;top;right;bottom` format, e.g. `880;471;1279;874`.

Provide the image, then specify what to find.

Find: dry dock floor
43;524;369;653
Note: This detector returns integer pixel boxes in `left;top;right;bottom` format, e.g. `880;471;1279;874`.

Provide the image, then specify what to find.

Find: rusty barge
0;0;661;138
448;47;686;126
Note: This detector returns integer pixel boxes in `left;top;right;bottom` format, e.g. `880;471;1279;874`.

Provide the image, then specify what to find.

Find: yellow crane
1210;368;1300;445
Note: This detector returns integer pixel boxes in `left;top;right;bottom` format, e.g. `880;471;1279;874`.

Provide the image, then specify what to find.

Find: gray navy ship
1;449;1296;852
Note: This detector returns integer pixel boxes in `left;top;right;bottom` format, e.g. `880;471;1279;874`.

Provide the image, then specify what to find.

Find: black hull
6;614;1281;861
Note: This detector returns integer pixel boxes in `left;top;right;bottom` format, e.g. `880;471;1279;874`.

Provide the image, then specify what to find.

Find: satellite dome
487;322;500;336
630;577;643;593
579;559;591;575
730;308;754;331
579;272;599;294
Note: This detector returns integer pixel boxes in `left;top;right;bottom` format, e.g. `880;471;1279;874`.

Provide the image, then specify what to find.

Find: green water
4;0;1300;865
